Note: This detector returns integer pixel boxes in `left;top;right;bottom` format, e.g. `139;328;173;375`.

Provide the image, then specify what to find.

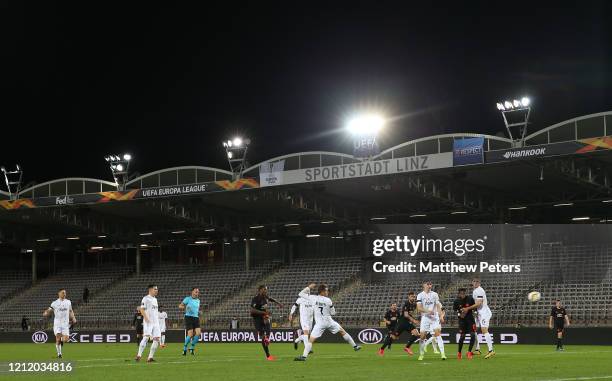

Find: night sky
1;2;610;185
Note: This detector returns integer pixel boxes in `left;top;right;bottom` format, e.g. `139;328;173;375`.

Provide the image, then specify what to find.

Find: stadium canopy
1;111;611;251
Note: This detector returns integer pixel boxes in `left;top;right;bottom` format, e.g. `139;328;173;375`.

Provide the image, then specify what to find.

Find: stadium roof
1;111;611;248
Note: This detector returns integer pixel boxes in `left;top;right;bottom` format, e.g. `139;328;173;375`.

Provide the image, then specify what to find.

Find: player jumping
43;288;76;358
294;284;361;361
462;278;495;359
179;287;202;355
549;299;570;351
289;283;315;351
416;281;446;361
250;285;283;361
136;284;161;362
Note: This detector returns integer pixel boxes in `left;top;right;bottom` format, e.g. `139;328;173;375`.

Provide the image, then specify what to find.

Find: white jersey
298;288;335;324
140;295;160;325
416;290;440;319
50;298;72;327
472;286;492;317
158;311;167;331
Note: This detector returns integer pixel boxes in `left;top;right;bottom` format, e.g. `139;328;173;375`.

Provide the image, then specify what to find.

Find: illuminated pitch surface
0;344;610;380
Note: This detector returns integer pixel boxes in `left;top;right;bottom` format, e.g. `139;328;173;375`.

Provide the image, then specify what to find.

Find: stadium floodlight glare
409;214;427;218
320;220;335;224
1;164;23;200
249;238;256;241
105;153;132;190
571;216;590;221
139;232;153;236
497;96;532;146
306;234;320;238
456;228;471;232
602;199;612;203
223;136;251;179
66;236;80;240
284;223;300;227
171;230;185;234
508;206;527;210
553;203;574;207
91;246;103;250
451;211;468;215
346;113;385;136
140;244;148;247
249;225;264;229
370;217;387;221
429;226;446;230
36;238;50;242
97;235;107;238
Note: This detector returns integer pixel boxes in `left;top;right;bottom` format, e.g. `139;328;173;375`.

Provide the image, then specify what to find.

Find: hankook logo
357;328;383;344
31;331;48;344
502;147;546;159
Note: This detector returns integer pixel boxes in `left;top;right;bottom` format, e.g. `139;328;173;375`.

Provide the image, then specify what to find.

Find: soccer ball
527;291;541;302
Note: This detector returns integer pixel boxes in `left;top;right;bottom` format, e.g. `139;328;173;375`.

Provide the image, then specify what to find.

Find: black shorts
392;320;415;337
185;316;201;331
458;319;477;334
135;325;143;335
253;317;271;335
555;324;565;333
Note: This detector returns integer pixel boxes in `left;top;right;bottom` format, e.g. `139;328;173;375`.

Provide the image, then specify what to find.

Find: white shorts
420;316;441;333
143;323;161;338
53;325;69;336
310;320;343;339
477;310;492;328
299;309;314;331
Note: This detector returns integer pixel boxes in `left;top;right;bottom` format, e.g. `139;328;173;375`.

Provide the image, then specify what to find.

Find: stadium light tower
1;164;23;200
346;113;385;158
496;97;531;147
223;136;251;180
105;153;132;190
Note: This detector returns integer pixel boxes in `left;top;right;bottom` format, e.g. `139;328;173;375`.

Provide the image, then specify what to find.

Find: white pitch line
535;376;612;381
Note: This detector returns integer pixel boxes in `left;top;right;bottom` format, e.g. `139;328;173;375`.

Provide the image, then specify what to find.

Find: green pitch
0;343;611;381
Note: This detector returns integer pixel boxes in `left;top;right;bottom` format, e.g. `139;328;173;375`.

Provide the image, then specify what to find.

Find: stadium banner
0;178;259;210
485;136;612;163
267;152;453;186
453;137;484;166
259;159;285;187
2;327;611;345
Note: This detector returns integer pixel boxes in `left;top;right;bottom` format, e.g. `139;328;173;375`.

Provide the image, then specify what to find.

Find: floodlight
496;103;505;111
504;101;513;109
513;99;521;108
227;140;233;147
227;151;233;159
521;97;530;107
346;114;385;135
232;137;243;147
116;164;124;171
123;153;131;161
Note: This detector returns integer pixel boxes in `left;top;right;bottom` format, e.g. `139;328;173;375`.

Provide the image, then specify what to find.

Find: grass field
0;343;611;381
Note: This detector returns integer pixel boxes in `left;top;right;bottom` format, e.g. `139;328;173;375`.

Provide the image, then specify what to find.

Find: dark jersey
384;309;400;329
133;313;143;328
399;301;417;323
250;294;269;319
551;307;567;326
453;296;476;323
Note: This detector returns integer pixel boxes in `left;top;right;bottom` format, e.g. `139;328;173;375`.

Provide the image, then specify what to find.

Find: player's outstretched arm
178;302;186;311
267;296;283;308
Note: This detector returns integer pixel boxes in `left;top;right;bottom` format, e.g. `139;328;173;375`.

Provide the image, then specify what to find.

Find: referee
179;287;202;356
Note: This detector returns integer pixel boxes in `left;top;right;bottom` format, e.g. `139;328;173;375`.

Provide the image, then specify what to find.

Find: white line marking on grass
536;376;612;381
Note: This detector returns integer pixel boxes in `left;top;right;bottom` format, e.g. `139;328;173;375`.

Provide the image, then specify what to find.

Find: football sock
424;336;435;347
294;336;301;344
556;338;562;348
148;340;159;359
458;333;466;353
161;335;165;345
183;335;191;350
342;333;357;347
302;334;309;345
191;335;199;349
380;335;393;350
56;343;62;355
261;341;271;357
419;337;426;354
436;335;445;354
405;334;419;348
475;334;481;350
468;332;476;352
302;341;312;357
138;337;148;357
484;332;494;352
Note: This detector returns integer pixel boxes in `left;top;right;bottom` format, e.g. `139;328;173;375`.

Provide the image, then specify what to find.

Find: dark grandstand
1;111;611;331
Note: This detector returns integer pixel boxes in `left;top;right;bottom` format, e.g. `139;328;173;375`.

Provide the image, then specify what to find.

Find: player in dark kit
453;288;477;359
132;308;144;348
382;303;400;350
549;299;570;351
378;292;420;356
250;285;283;361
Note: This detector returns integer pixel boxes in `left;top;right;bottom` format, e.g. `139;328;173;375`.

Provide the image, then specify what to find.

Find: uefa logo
32;331;48;344
357;329;383;344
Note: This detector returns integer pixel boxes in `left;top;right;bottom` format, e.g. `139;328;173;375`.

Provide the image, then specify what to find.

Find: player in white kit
289;283;315;350
136;285;161;362
158;305;168;348
43;288;76;358
416;281;446;361
294;284;361;361
461;278;495;358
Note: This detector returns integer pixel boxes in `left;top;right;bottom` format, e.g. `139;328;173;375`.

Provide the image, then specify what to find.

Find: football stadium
1;110;611;380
